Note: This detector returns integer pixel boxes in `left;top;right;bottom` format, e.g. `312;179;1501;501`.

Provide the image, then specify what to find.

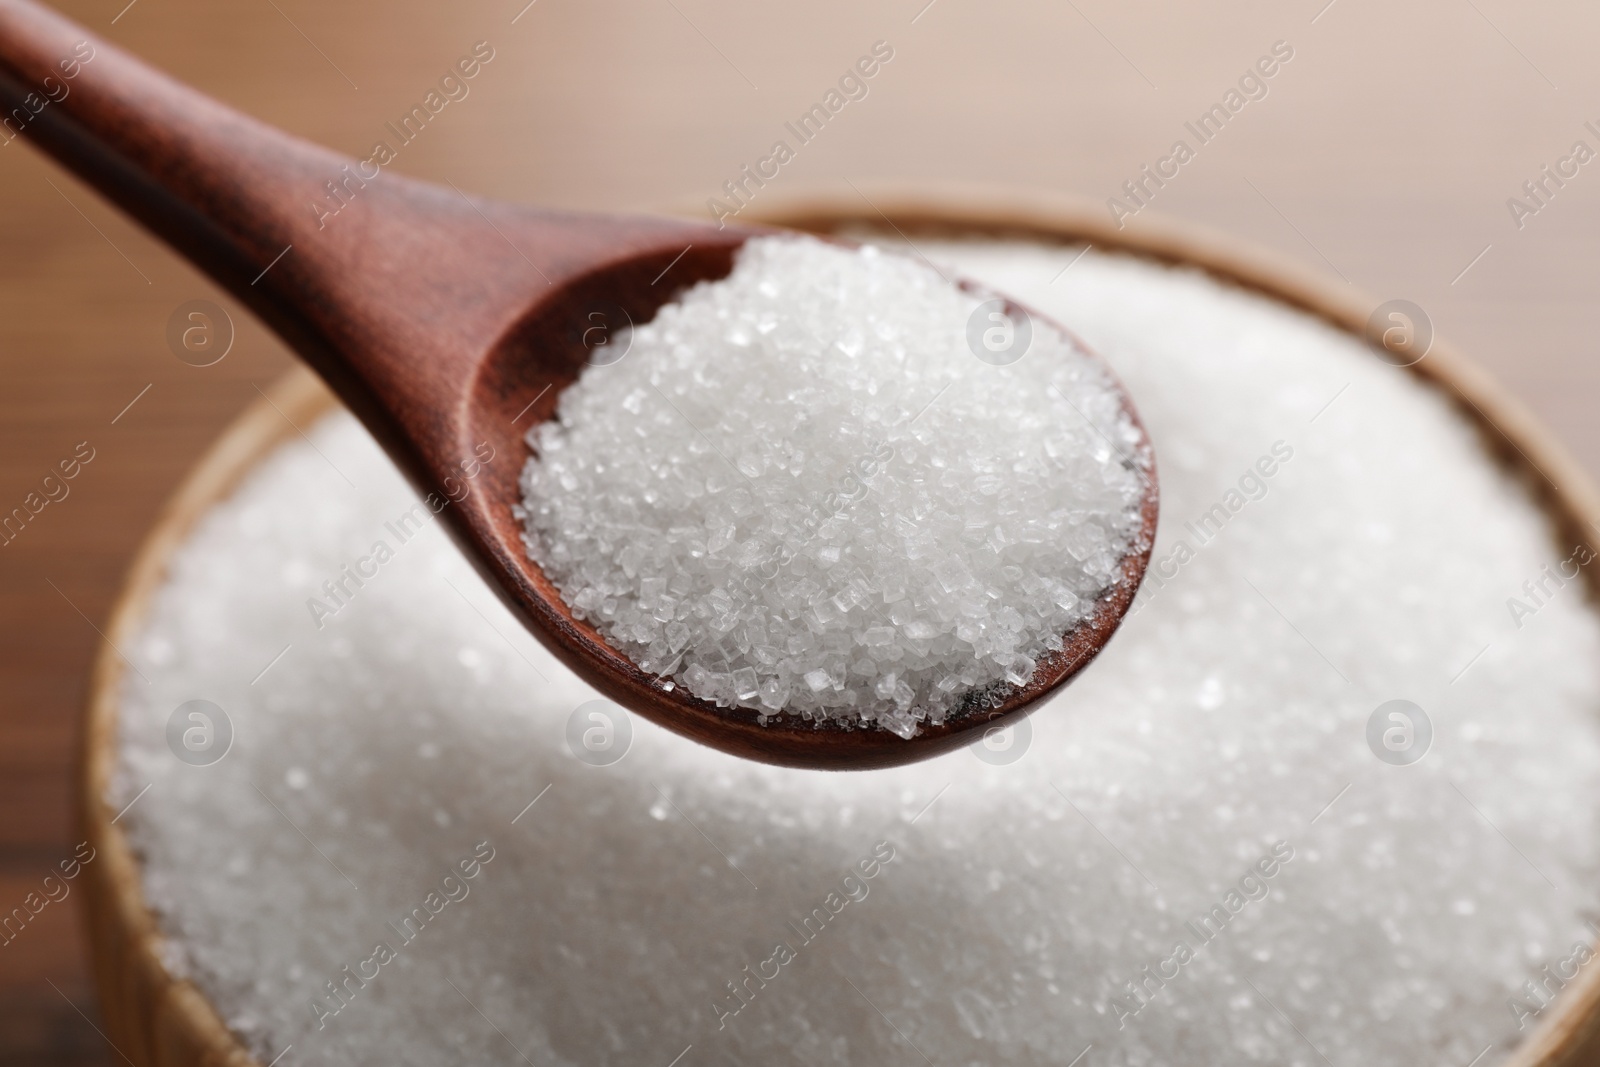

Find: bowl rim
79;182;1600;1067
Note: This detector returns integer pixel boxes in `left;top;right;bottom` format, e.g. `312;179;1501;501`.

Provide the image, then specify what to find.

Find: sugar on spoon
0;0;1156;769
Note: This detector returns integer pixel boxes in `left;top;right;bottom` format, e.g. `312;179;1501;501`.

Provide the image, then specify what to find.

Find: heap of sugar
516;235;1150;737
115;240;1600;1067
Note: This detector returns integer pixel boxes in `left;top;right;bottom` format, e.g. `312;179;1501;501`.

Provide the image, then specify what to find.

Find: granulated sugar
116;240;1600;1067
518;235;1149;737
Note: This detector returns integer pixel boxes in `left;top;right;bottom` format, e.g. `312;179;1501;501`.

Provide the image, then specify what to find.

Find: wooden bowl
78;186;1600;1067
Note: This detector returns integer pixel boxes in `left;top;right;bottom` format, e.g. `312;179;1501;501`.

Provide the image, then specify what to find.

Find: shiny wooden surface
4;0;1599;1061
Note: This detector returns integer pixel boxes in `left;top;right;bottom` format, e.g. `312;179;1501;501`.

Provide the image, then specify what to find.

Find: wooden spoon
0;0;1157;769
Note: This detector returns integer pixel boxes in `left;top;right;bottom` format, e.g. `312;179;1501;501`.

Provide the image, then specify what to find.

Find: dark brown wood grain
0;0;1157;771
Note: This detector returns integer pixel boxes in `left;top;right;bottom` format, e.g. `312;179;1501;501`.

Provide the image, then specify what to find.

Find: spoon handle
0;0;348;304
0;0;537;480
0;0;734;506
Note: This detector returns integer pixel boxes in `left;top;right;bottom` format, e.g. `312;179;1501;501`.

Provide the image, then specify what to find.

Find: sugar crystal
112;241;1600;1067
518;236;1149;734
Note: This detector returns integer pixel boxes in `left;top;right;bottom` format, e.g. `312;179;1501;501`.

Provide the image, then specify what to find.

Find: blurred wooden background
3;0;1598;1061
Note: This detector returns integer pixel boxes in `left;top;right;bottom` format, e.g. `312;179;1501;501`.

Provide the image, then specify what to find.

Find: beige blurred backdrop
3;0;1596;1060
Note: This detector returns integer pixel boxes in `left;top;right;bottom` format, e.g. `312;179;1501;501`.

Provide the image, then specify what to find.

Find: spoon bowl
471;267;1158;768
0;0;1157;768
